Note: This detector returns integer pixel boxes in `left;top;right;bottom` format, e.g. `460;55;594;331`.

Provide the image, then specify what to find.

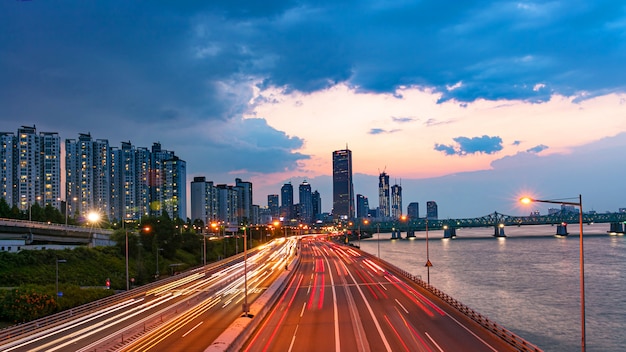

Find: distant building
356;194;369;219
391;184;402;218
407;202;419;219
378;172;390;218
312;190;321;221
426;201;438;220
332;148;354;220
281;182;294;220
299;180;313;223
235;178;253;224
267;194;279;219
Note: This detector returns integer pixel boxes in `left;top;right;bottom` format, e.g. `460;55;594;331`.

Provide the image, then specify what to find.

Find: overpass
350;211;626;239
0;218;114;250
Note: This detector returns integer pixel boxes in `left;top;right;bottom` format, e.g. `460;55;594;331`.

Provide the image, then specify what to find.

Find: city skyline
2;2;626;218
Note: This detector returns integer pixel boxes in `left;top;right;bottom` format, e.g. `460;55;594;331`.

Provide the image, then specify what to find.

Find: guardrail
0;249;258;344
0;218;113;234
359;250;543;352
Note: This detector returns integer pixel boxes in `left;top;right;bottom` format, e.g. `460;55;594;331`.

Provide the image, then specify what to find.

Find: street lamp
242;226;250;317
377;222;380;258
425;218;432;284
56;259;67;297
521;195;585;352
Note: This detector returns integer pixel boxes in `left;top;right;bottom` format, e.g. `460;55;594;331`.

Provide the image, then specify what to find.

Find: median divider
205;254;301;352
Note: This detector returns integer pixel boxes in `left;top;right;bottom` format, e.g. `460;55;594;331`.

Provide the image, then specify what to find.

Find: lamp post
243;226;249;317
155;248;163;278
56;259;67;297
521;195;585;352
425;218;431;284
126;227;130;291
377;223;380;258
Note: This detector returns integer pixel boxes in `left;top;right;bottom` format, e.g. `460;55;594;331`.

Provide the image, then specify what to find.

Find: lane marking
182;321;203;338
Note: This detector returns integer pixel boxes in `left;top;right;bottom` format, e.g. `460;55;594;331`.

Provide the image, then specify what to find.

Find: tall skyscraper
332;148;354;220
356;194;369;219
281;182;293;220
426;201;438;220
378;171;390;218
268;194;279;219
312;190;321;221
407;202;419;219
235;178;253;224
299;180;313;223
391;184;402;218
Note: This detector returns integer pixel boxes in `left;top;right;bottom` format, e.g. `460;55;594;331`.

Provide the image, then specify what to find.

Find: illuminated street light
520;195;585;352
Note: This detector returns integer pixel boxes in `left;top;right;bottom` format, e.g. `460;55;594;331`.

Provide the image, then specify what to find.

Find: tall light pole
521;195;585;352
243;226;249;317
425;218;431;284
377;223;380;258
155;248;163;278
56;259;67;297
126;227;129;291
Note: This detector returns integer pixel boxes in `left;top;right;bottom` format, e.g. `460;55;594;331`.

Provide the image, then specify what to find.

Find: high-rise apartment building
216;184;238;224
299;180;313;223
378;172;390;218
332;148;354;220
426;201;438;220
356;194;369;219
190;176;217;224
0;132;16;205
1;126;61;213
66;133;111;219
391;184;402;218
407;202;419;219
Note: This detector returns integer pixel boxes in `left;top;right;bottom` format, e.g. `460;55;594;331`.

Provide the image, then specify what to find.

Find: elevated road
244;236;540;352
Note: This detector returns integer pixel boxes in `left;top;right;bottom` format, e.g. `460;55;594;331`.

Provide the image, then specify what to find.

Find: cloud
391;116;416;123
434;135;504;156
368;128;401;135
526;144;549;153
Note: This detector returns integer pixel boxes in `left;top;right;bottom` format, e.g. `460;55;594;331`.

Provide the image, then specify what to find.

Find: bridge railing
359;249;543;352
0;217;114;234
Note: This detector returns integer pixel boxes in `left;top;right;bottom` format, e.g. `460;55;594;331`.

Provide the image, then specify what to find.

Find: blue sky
2;1;626;218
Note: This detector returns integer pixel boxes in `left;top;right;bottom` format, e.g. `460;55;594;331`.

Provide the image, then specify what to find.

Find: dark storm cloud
2;0;625;181
434;135;503;156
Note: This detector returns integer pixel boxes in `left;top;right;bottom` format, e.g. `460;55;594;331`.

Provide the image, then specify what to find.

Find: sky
2;1;626;219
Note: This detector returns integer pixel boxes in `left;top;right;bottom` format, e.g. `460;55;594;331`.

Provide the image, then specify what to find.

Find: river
357;223;626;352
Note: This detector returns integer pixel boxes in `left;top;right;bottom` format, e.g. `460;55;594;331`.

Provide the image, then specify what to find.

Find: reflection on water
358;224;626;352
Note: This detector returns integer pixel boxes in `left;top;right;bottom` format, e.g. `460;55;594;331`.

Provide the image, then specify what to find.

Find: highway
244;236;521;352
0;238;295;352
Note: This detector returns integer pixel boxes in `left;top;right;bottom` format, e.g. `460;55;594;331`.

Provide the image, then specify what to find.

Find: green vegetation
0;212;267;326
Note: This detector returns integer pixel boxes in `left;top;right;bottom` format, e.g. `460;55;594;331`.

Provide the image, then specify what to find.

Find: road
0;238;294;352
244;236;519;352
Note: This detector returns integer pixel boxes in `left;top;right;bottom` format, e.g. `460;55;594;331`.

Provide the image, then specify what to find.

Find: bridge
350;211;626;239
0;218;114;250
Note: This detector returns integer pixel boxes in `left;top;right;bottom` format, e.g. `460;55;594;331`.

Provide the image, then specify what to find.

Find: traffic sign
425;260;433;267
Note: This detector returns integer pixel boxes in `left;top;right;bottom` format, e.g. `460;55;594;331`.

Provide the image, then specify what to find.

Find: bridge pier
609;222;625;235
443;227;456;239
406;230;415;238
391;229;402;239
555;223;568;236
493;224;506;238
